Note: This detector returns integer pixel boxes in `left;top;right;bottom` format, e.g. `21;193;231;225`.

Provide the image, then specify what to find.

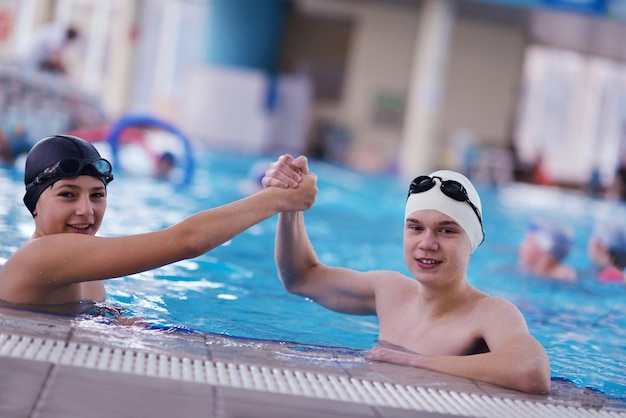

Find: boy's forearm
275;211;318;287
369;346;550;394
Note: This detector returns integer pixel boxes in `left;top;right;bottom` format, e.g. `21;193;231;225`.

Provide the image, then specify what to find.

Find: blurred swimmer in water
0;124;31;165
519;219;576;281
588;220;626;283
154;151;176;181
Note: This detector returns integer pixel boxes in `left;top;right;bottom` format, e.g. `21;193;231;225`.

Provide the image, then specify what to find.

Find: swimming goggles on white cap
407;175;485;244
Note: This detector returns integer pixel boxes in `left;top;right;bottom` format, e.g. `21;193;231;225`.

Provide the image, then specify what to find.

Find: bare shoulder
0;236;58;280
2;239;37;272
475;295;519;309
2;234;103;289
5;235;63;267
0;239;43;298
472;295;529;327
370;270;418;299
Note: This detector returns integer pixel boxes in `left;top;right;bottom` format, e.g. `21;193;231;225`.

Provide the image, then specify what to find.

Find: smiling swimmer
23;135;113;216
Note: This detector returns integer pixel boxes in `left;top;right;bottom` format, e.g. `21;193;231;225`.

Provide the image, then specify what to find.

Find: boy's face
403;209;472;285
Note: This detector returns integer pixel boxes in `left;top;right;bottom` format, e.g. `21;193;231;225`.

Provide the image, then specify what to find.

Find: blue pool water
1;149;626;398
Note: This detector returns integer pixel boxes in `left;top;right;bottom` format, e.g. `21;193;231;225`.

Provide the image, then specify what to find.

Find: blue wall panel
206;0;289;72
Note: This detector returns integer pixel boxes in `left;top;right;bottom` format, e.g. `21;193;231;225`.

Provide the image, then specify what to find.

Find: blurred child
519;219;576;281
154;151;175;181
0;124;31;165
587;220;626;283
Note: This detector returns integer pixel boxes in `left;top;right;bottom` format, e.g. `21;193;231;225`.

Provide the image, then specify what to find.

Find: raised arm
1;175;318;302
367;297;551;394
265;154;379;315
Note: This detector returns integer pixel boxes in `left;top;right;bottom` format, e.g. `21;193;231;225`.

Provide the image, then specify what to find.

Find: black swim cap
23;135;113;215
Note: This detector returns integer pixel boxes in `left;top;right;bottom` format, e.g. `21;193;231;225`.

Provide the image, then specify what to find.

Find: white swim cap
405;170;484;252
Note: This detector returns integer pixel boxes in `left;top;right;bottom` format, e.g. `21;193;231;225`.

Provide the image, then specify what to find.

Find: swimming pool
1;149;626;399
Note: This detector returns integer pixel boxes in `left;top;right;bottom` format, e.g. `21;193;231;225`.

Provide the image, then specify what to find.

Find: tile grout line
29;360;58;418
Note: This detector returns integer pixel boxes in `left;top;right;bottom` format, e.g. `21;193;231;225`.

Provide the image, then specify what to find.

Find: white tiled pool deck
1;307;624;418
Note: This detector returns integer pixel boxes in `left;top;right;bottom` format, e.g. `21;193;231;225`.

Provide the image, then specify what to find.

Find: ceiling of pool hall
338;0;626;61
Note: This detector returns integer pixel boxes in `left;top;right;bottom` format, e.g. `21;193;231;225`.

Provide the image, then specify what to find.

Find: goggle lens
92;159;112;176
55;157;112;178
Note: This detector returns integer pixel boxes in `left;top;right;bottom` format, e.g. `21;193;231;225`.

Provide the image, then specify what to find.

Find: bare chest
377;307;488;356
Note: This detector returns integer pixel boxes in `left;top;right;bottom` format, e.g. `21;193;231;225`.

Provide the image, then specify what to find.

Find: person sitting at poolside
518;219;576;281
262;154;551;394
587;220;626;283
0;135;317;316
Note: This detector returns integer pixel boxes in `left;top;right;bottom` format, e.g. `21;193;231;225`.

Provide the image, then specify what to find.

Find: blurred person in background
519;219;576;281
0;123;31;165
606;163;626;201
154;151;176;181
587;220;626;283
18;23;80;75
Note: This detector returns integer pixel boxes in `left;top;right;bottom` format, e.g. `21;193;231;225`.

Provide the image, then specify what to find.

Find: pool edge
0;308;624;418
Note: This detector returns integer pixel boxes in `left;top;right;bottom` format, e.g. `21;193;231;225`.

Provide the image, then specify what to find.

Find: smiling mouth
69;224;91;231
418;258;441;265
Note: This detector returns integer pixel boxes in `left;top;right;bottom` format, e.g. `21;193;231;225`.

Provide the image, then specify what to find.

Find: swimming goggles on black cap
25;157;114;191
408;175;484;235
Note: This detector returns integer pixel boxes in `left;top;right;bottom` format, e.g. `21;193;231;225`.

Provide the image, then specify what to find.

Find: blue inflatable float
106;114;195;186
